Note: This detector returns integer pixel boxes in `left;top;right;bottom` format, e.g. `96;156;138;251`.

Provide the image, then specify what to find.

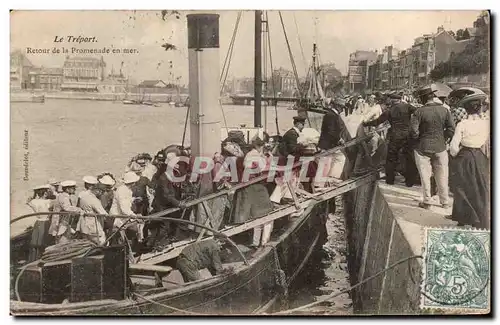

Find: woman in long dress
231;138;274;246
446;99;490;229
26;185;54;262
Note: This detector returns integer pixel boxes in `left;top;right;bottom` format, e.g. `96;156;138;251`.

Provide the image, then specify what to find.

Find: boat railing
10;123;389;228
11;123;388;265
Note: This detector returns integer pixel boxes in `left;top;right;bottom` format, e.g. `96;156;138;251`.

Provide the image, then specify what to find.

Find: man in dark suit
318;99;351;151
316;98;353;183
364;92;418;186
278;116;306;157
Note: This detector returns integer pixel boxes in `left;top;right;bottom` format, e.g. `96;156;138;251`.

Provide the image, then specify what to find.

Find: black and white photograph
9;9;491;316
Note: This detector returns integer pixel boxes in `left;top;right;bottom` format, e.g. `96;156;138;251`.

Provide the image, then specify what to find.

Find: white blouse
449;116;490;157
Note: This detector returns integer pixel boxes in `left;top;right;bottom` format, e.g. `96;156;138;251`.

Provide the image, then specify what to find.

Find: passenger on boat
97;174;116;213
97;174;116;235
47;178;61;198
269;116;306;206
109;172;144;244
27;184;54;262
410;85;455;210
316;98;351;187
176;238;233;283
240;138;275;247
222;130;250;158
128;161;151;217
138;153;156;181
146;151;186;248
76;176;107;245
446;100;490;229
232;138;274;236
363;92;418;187
48;180;83;244
277;116;305;157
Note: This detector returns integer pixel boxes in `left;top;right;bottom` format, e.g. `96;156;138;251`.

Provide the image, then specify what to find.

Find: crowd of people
359;85;490;230
23;84;490;266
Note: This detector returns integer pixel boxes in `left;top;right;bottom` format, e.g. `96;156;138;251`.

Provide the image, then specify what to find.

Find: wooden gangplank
137;172;379;265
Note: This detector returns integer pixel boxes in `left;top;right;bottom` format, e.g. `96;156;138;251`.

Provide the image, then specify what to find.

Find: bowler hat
388;93;402;100
251;137;265;147
293;116;306;123
417;84;438;97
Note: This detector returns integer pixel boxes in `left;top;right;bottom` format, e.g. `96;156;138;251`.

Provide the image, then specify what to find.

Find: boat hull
11;201;329;315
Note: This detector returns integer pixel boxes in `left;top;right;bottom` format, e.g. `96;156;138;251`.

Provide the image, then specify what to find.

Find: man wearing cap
410;85;455;209
145;151;187;247
76;176;107;245
317;98;352;185
48;180;83;244
97;174;116;213
27;184;54;261
364;92;418;186
47;179;61;199
109;171;144;244
176;238;234;283
278;116;306;158
128;161;151;217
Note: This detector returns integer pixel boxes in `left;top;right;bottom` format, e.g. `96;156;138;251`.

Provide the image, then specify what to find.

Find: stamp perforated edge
420;226;491;314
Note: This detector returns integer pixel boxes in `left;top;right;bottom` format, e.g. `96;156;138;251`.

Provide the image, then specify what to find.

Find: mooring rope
132;292;200;315
15;240;98;302
273;255;423;314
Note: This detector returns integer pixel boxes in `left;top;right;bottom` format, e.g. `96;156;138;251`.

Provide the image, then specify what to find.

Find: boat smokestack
187;13;221;158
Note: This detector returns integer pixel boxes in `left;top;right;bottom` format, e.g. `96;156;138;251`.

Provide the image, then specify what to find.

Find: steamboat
10;11;387;315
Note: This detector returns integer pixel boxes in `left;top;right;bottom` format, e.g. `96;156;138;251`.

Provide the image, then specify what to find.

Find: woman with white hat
48;180;83;244
27;184;54;261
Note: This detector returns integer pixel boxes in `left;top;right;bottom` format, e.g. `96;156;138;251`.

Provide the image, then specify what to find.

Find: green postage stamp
421;228;490;312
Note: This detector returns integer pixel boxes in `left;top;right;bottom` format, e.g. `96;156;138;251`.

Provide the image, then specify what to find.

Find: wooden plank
138;172;378;265
129;264;173;273
196;201;216;241
286;181;301;210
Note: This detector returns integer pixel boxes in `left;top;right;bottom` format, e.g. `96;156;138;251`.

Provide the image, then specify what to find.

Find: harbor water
10;99;352;314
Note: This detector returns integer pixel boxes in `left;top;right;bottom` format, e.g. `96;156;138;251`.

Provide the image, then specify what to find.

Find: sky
10;10;482;84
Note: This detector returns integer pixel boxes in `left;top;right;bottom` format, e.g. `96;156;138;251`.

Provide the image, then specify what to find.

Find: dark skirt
231;183;273;224
450;147;490;229
29;219;52;262
30;219;51;247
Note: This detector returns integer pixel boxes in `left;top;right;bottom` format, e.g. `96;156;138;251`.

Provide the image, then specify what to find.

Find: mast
254;10;262;127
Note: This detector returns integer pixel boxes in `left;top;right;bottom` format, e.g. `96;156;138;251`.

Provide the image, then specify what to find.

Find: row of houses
10;51;116;92
230;64;342;98
10;51;187;94
347;12;490;93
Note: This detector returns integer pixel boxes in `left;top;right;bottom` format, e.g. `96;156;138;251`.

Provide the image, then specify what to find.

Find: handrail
11;123;389;226
12;213;249;266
